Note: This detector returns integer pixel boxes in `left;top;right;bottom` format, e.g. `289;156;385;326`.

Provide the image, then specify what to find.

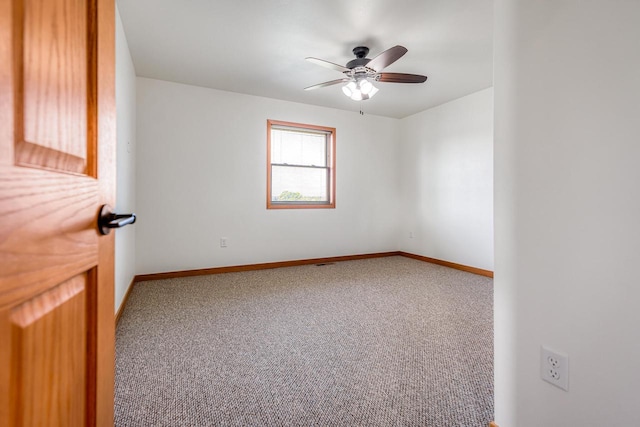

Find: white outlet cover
541;346;569;391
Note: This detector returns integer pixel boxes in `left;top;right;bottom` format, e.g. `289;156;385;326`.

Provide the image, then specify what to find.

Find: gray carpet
115;256;493;426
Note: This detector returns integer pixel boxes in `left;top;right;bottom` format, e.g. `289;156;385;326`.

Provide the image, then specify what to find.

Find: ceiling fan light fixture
342;81;357;98
342;79;378;101
359;79;373;95
366;84;379;98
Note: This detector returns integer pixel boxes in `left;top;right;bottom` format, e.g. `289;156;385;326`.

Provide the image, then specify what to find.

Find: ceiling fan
304;45;427;101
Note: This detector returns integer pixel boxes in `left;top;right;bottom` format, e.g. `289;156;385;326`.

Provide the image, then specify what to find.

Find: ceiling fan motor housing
346;46;371;69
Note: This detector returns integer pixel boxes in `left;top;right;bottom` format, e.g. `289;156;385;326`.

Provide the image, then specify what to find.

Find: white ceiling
117;0;493;119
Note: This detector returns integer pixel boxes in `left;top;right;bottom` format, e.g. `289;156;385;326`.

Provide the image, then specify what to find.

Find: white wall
135;78;400;274
399;89;493;270
494;1;640;425
115;6;137;312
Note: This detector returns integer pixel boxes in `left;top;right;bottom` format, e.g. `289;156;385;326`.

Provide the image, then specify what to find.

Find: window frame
267;119;336;209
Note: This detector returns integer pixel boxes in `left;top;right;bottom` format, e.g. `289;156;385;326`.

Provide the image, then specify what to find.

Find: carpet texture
115;256;493;426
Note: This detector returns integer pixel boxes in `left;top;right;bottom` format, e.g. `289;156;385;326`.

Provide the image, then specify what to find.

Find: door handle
98;204;136;235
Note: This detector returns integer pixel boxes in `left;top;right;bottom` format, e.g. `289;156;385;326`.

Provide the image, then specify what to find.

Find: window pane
271;129;327;166
271;166;328;202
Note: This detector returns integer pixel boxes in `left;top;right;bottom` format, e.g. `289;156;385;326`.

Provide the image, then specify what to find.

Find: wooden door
0;0;116;426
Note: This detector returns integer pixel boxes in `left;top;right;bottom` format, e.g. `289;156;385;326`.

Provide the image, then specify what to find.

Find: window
267;120;336;209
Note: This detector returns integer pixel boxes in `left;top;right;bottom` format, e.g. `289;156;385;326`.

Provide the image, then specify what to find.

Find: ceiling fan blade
304;78;350;91
366;45;408;72
377;72;427;83
306;57;351;73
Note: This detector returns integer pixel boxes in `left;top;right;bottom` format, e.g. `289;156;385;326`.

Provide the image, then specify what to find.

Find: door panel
0;0;115;426
9;273;89;427
19;0;90;174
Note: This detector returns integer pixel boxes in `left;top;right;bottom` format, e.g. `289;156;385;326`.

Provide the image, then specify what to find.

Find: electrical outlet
541;346;569;391
409;231;414;238
220;237;228;248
